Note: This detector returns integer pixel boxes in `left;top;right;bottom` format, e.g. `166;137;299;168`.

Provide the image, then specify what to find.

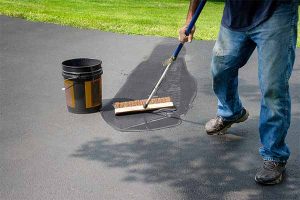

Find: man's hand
179;0;200;43
178;25;196;43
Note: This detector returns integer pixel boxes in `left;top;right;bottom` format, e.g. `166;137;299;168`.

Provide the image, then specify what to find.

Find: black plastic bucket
62;58;103;114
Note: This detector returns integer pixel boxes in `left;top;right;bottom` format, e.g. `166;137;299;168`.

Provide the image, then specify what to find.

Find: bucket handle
61;73;99;91
62;75;80;91
62;66;100;91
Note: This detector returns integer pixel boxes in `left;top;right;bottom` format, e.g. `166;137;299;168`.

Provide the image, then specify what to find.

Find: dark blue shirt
221;0;290;31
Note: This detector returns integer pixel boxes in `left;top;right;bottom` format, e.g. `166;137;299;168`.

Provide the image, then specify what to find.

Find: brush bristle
114;97;172;108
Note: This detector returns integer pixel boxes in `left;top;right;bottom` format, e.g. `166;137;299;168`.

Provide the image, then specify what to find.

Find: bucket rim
62;58;102;69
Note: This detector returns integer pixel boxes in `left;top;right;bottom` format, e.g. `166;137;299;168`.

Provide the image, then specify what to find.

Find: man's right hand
178;25;196;43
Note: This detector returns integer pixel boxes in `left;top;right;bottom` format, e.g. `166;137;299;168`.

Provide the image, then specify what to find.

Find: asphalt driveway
1;16;299;200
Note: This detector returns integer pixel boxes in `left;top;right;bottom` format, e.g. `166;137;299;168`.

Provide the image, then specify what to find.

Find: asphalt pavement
1;16;299;200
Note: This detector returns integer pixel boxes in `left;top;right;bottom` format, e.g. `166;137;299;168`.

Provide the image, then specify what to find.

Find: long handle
172;0;207;60
143;61;173;108
143;0;206;109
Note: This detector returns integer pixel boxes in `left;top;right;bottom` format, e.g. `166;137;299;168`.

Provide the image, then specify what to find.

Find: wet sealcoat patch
101;43;197;132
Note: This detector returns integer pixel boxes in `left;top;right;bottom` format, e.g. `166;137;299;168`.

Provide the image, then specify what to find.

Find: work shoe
255;160;286;185
205;108;249;135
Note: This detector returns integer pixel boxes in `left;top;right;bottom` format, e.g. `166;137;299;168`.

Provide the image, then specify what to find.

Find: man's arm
179;0;200;43
186;0;200;25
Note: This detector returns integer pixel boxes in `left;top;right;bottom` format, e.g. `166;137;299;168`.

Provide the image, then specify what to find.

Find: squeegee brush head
113;97;175;115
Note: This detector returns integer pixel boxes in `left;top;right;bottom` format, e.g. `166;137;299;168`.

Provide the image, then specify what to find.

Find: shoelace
215;116;224;127
263;161;278;170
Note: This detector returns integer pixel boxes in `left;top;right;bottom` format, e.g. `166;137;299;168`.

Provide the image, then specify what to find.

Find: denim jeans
211;1;298;163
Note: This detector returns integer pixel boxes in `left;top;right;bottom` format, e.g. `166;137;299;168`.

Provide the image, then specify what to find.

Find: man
179;0;298;185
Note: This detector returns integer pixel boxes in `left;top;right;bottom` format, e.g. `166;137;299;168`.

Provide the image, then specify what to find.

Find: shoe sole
255;174;283;185
207;110;249;135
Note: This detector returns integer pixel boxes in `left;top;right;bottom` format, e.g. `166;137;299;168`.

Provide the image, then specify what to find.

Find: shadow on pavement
72;117;299;200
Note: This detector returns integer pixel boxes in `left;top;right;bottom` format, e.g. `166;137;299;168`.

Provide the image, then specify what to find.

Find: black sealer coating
101;43;197;131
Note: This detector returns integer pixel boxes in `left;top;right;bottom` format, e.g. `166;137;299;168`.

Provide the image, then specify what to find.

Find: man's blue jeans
211;2;298;163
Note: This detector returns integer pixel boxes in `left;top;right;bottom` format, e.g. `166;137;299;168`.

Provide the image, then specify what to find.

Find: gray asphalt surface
1;16;300;200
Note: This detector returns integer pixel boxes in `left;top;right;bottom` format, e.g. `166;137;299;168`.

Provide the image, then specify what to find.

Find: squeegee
114;0;207;115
